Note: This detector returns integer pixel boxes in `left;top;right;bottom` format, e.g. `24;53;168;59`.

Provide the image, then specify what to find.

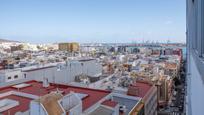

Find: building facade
127;80;157;115
187;0;204;115
58;42;79;52
0;59;103;87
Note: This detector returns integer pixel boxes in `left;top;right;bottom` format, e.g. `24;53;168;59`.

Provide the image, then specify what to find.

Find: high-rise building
187;0;204;115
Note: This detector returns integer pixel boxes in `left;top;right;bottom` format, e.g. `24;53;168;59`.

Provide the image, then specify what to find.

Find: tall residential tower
187;0;204;114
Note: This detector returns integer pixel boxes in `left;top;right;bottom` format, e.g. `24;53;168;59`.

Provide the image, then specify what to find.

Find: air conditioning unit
119;105;127;113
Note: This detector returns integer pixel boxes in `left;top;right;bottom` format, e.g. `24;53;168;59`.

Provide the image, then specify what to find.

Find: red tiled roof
0;80;110;115
101;100;118;108
127;81;152;98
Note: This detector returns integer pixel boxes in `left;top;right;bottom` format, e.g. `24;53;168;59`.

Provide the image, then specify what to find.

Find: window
202;0;204;57
193;0;198;51
192;0;203;57
14;75;18;79
8;77;11;80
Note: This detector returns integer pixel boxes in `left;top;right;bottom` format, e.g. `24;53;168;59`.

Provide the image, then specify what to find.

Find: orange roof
37;93;63;115
165;63;177;69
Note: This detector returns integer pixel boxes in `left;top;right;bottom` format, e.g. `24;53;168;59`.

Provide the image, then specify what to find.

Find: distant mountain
0;38;19;43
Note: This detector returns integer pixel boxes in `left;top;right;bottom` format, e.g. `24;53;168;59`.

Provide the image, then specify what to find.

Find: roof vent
43;77;49;88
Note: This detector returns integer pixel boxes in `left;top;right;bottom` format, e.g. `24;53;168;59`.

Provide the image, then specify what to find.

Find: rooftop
101;100;118;108
112;95;139;115
88;106;114;115
0;80;110;115
35;93;63;115
127;80;152;98
0;95;32;115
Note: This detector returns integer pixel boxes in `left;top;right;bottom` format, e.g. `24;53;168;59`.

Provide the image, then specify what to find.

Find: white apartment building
0;59;102;86
187;0;204;115
0;69;23;83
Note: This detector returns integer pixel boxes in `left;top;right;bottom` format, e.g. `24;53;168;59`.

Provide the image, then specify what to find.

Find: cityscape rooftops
0;80;111;114
127;80;153;98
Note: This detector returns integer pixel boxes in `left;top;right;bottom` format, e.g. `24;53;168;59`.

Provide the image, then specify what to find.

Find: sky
0;0;186;43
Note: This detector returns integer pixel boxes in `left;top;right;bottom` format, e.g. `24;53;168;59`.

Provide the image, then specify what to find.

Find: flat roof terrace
0;95;32;115
0;80;110;115
110;93;141;115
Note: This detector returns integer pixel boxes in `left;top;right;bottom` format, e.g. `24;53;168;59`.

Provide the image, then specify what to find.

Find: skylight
12;83;31;89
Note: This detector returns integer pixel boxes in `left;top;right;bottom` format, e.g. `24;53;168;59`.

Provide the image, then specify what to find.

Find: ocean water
182;47;186;60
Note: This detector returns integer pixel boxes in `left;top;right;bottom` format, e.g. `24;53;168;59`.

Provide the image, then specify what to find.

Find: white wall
0;73;6;83
23;60;102;85
4;70;23;82
30;101;47;115
61;93;82;115
188;55;204;115
187;0;204;114
0;59;102;86
23;67;56;82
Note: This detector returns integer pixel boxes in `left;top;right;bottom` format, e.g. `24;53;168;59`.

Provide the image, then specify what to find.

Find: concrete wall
187;0;204;114
30;101;47;115
187;55;204;115
0;59;102;86
0;70;23;83
144;86;157;115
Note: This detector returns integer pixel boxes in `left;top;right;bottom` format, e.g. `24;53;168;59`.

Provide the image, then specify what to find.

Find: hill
0;38;19;43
